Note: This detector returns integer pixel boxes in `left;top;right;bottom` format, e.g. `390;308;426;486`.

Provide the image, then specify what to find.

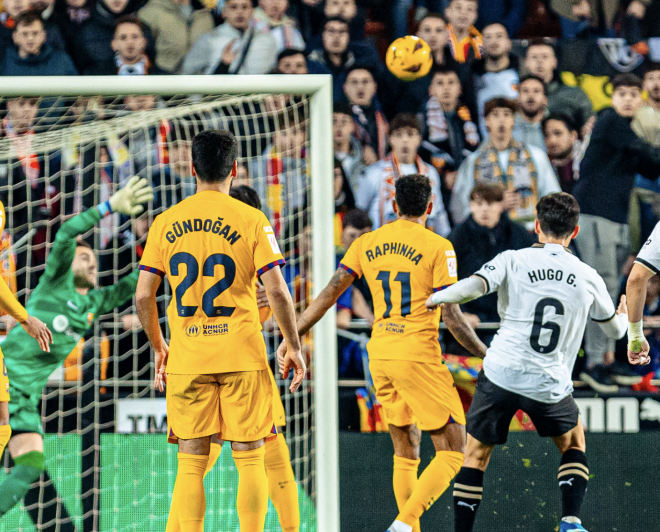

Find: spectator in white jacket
356;113;451;237
451;97;560;229
252;0;305;54
181;0;277;75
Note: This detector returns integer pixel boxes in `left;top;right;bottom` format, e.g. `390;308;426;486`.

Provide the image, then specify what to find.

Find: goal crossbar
0;74;340;532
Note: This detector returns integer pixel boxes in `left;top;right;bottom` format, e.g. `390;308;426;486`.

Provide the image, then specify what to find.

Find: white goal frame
0;75;340;532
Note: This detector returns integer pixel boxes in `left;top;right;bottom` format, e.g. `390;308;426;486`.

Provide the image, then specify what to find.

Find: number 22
170;252;236;318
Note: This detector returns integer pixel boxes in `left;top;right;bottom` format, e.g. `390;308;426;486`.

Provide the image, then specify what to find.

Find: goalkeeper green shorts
8;385;43;435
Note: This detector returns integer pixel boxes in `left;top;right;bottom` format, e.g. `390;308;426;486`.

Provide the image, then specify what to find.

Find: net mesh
0;92;315;531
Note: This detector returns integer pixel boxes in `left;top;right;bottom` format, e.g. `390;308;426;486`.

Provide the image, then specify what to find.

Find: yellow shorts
370;359;466;431
269;368;286;428
166;369;275;444
0;347;8;402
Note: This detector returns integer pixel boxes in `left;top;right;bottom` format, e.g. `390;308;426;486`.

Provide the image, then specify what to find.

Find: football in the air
386;35;433;82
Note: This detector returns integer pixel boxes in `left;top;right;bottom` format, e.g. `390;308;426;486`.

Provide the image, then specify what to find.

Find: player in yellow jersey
278;174;487;532
0;201;52;468
166;184;301;532
136;130;305;532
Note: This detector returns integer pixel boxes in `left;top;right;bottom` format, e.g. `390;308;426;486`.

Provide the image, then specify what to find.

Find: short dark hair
536;193;580;238
322;16;349;32
390;113;420;134
470;183;504;203
645;62;660;77
277;48;305;64
345;64;376;82
343;208;372;230
76;239;93;250
525;38;556;56
484;97;518;117
229;185;261;210
518;74;547;95
482;22;509;36
333;101;353;116
430;65;461;81
14;11;43;31
612;73;643;91
395;174;432;217
115;15;144;34
542;112;577;134
191;130;237;183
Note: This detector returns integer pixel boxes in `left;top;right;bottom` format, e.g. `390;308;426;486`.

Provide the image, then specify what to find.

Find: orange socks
166;453;208;532
265;434;300;532
393;455;421;532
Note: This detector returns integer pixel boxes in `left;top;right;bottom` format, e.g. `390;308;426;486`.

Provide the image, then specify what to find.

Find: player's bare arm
135;270;169;392
442;303;488;358
626;262;654;365
260;265;305;392
276;267;355;373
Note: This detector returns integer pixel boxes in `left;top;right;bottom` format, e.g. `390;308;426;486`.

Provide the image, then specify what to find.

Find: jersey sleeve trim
473;272;490;293
634;258;660;275
339;264;358;278
138;264;165;277
592;311;616;323
257;259;286;277
433;285;452;292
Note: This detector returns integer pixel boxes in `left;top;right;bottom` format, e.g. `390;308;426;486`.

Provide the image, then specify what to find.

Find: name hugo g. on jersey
339;218;457;363
139;190;284;375
474;243;616;403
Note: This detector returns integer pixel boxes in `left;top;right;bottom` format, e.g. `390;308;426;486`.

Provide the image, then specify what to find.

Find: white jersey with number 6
635;222;660;274
475;243;615;403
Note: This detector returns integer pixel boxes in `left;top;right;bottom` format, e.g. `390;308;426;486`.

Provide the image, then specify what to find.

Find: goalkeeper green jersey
2;206;138;401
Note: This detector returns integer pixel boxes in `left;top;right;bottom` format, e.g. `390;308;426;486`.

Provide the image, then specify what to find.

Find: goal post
0;75;339;532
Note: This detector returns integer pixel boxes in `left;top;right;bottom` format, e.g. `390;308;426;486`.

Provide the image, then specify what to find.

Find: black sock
453;467;484;532
558;449;589;520
24;470;76;532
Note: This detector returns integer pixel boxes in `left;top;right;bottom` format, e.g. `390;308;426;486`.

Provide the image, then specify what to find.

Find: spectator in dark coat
0;11;77;75
70;0;154;75
0;0;64;50
276;48;308;74
574;73;660;389
476;0;526;38
447;182;534;351
102;15;165;75
542;113;581;194
307;17;382;102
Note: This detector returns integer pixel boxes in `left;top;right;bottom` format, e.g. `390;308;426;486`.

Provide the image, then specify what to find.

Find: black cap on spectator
345;64;376;80
333;101;353;116
611;73;643;91
277;48;306;64
390;113;420;134
518;73;548;95
542;112;578;134
484;97;518;117
343;208;372;230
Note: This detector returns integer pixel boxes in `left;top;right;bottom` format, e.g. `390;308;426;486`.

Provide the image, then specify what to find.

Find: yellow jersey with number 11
339;218;457;363
139;190;284;375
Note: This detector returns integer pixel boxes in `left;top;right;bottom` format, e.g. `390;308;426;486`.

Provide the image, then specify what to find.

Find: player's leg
552;423;589;531
388;424;422;532
369;360;422;532
453;371;521;532
264;369;299;532
0;432;44;516
166;374;221;532
384;361;466;532
392;423;466;532
221;369;274;532
452;434;494;532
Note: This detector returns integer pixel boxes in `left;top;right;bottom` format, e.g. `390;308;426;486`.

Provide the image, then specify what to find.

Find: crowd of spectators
3;0;660;391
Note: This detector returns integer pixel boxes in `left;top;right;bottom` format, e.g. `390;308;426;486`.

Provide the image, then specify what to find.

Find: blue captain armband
96;200;113;218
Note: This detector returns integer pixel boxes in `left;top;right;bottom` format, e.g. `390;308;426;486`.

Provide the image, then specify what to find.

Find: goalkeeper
0;177;153;521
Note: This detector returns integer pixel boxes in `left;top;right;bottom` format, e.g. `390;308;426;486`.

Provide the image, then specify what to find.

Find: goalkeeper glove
109;176;154;216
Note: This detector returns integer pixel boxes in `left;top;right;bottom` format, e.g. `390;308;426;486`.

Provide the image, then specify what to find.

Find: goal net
0;76;337;532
